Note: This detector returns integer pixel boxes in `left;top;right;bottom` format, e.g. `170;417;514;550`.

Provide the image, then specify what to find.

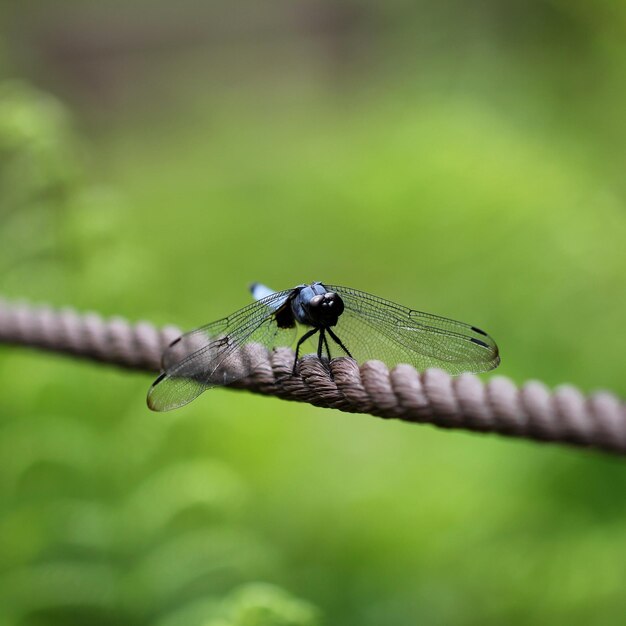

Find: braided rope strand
0;298;624;455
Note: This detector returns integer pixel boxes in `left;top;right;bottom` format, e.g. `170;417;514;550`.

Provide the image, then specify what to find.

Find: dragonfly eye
307;292;344;324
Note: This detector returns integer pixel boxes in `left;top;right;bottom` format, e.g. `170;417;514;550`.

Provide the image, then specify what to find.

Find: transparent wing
148;290;295;411
323;284;500;375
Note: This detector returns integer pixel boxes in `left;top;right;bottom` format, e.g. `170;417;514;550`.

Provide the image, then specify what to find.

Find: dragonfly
147;282;500;412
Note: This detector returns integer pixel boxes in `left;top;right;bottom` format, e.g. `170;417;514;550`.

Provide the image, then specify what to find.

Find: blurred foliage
0;81;123;300
158;583;319;626
0;1;625;625
0;81;77;280
0;85;320;625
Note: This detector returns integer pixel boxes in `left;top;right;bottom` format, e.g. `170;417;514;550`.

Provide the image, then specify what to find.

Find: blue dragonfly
147;282;500;411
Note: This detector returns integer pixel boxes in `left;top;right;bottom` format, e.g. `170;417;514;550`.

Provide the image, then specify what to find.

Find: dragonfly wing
148;289;295;411
323;284;500;375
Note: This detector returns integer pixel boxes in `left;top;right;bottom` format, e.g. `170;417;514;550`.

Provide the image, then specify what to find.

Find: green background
1;1;625;624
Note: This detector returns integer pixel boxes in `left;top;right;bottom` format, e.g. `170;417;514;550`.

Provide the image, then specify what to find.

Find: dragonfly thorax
292;284;344;328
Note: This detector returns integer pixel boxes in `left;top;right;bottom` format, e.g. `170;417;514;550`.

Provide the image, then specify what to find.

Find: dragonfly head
305;291;344;327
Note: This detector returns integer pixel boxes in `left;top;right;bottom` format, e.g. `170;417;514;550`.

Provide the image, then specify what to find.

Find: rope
0;297;624;456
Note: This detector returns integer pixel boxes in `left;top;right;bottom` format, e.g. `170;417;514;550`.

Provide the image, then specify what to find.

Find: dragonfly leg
326;327;353;359
317;329;325;360
292;327;318;375
315;329;333;377
322;331;332;361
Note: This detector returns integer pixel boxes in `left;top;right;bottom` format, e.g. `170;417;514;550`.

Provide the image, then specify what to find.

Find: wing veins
159;291;292;386
166;307;278;381
326;284;495;347
327;285;497;366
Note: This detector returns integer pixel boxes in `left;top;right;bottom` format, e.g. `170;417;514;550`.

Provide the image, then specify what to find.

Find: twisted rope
0;297;624;456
